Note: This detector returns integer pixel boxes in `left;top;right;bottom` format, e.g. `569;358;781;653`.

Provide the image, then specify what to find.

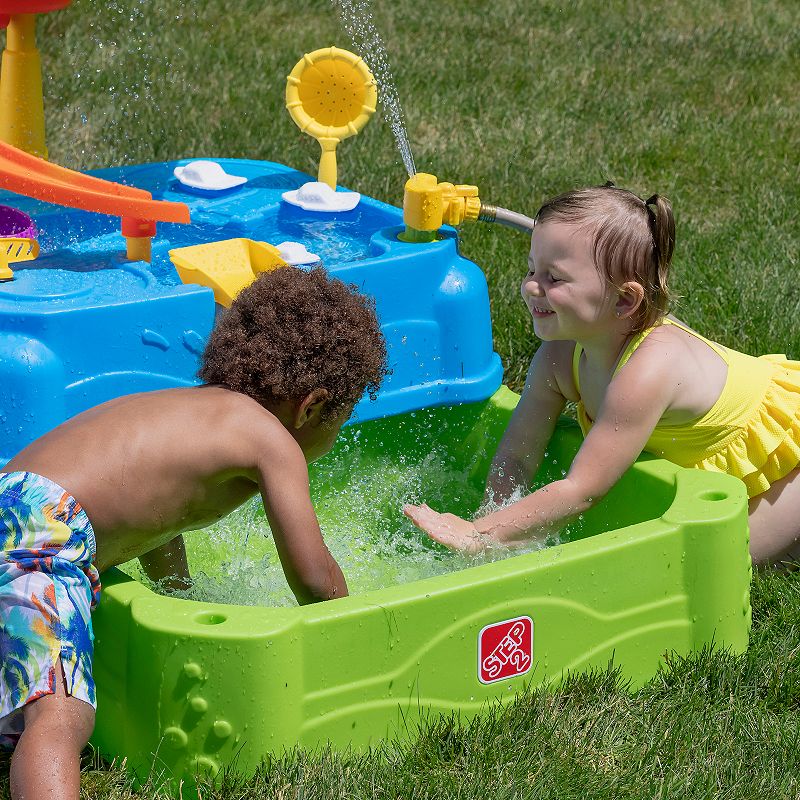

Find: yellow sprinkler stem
317;137;340;191
401;173;443;241
0;13;48;158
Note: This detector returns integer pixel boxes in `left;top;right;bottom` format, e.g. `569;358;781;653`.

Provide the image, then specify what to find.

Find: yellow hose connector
401;173;481;242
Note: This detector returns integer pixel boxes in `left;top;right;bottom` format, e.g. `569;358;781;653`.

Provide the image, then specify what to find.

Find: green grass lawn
2;0;800;796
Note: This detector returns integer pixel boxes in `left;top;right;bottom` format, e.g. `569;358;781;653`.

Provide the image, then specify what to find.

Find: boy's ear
616;281;645;320
294;388;331;429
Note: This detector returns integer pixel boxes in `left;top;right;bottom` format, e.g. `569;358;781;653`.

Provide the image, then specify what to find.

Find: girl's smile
521;221;616;341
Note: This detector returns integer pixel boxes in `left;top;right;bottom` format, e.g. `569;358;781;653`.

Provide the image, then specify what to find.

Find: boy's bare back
4;266;389;605
5;386;296;572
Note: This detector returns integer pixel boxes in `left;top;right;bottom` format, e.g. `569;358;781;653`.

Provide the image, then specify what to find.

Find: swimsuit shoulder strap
657;317;729;362
572;342;583;392
612;326;658;376
574;318;727;392
612;318;729;377
575;329;658;389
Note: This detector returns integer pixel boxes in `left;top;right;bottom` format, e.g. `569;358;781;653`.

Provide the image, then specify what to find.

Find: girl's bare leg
748;465;800;567
9;660;95;800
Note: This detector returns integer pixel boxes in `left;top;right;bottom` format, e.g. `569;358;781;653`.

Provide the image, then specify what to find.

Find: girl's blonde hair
534;183;676;332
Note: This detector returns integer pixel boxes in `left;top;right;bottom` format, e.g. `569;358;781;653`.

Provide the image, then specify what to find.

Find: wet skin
4;386;351;800
5;384;350;603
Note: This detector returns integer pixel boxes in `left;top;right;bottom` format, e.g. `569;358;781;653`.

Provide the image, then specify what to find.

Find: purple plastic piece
0;204;37;240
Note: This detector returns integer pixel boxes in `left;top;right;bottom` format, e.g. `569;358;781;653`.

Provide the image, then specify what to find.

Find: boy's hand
403;503;488;554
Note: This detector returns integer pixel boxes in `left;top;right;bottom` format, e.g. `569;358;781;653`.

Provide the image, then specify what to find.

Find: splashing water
332;0;417;177
125;440;561;609
56;1;197;168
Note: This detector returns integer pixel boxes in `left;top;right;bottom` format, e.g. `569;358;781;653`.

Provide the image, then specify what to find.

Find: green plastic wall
90;387;751;785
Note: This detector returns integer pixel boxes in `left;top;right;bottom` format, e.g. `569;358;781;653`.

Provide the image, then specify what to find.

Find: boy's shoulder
187;384;267;413
84;384;294;458
99;384;271;422
5;386;300;521
171;385;290;437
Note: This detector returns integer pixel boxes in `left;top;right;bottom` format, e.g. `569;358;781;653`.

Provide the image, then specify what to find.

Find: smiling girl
404;184;800;567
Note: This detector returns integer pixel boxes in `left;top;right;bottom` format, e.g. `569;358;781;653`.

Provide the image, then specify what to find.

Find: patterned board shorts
0;471;101;750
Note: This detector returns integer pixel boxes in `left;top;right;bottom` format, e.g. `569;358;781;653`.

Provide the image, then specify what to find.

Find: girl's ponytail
643;194;675;318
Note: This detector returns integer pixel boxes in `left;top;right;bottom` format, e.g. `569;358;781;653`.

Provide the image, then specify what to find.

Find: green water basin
91;386;752;783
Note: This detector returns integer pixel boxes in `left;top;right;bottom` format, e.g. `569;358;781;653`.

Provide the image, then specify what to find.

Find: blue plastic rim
0;159;503;462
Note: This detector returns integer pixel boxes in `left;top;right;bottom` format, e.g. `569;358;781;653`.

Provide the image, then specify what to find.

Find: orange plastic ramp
0;140;190;224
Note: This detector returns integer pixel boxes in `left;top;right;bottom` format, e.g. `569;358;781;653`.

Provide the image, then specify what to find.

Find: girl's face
521;221;616;342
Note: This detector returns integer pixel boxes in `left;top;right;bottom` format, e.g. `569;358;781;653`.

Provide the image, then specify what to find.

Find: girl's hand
403;503;488;554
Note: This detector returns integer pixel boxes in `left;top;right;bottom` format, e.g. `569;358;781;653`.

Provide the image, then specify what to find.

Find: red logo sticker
478;616;533;684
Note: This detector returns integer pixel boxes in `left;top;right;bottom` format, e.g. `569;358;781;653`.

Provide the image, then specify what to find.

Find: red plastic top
0;1;71;13
0;0;72;25
0;1;70;26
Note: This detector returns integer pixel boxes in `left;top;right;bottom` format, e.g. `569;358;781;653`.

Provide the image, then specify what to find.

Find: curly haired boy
0;266;388;800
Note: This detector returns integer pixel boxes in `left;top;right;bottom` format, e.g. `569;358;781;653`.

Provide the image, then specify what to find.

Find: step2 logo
478;616;533;684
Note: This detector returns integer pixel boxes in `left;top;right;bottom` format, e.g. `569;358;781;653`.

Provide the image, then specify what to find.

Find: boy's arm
406;354;674;550
257;443;347;605
484;342;567;504
139;535;191;592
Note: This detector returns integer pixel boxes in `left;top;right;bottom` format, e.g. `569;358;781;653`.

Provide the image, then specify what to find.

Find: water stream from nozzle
332;0;417;178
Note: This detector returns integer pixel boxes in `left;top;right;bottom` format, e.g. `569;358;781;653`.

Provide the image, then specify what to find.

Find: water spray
333;0;416;177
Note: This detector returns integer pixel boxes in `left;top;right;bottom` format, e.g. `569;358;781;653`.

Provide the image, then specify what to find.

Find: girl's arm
484;342;568;503
405;353;675;551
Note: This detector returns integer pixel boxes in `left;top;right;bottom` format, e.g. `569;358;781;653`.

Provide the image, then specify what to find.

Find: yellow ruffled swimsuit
572;319;800;498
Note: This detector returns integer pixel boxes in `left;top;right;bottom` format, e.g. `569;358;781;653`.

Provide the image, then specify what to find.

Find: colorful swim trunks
0;471;101;750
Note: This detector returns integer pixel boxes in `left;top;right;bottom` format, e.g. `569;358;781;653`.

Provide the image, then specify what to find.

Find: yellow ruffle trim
691;354;800;498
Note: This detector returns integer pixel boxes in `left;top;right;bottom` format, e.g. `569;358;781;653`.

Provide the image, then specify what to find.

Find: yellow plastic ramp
169;238;287;307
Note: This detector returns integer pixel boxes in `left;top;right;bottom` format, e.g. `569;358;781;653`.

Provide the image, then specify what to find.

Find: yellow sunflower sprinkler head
286;46;377;190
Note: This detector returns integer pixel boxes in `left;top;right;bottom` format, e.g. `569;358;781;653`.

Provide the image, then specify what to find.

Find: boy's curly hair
199;266;388;421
